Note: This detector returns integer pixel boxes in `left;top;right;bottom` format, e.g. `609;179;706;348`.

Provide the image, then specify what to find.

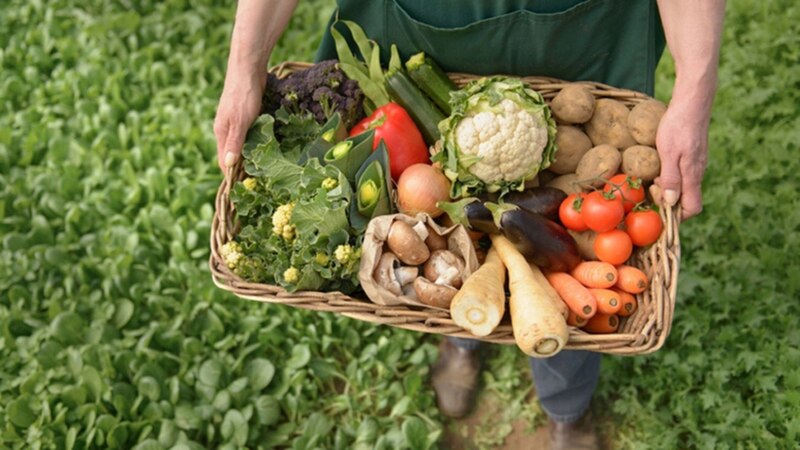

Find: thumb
223;126;246;169
656;154;682;207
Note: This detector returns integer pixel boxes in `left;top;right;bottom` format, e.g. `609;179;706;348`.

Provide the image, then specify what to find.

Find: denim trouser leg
447;337;601;423
529;350;601;423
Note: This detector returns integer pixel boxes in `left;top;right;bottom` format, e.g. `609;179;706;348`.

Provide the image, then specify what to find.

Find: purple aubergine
504;187;567;222
487;203;581;272
437;198;499;234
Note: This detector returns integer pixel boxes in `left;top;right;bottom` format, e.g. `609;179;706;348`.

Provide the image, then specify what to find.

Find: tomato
625;209;663;247
581;191;625;232
594;229;633;265
603;174;645;212
559;193;588;231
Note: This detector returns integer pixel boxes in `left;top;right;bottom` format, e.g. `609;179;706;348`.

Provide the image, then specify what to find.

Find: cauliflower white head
437;77;557;197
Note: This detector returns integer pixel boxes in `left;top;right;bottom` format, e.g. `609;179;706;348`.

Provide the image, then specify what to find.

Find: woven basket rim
209;61;681;355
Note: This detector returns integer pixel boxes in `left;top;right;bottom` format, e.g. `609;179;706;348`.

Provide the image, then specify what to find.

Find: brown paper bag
358;213;480;310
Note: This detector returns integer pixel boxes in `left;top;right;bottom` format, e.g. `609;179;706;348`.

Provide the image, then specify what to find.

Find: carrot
529;263;569;319
582;313;620;334
615;265;648;294
544;272;597;320
589;288;622;314
491;235;569;358
567;310;588;327
615;289;638;317
570;261;618;288
450;247;506;337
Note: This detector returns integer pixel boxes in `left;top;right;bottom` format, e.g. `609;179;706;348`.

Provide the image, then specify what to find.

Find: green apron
315;0;665;95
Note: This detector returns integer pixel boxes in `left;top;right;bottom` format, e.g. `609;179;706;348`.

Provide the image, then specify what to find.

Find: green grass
1;0;798;448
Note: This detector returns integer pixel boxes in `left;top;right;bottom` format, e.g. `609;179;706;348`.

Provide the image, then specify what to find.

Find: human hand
654;98;710;220
213;70;265;171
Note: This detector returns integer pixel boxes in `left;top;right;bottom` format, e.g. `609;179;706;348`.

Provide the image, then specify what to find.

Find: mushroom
402;283;418;300
386;221;430;265
414;277;458;308
373;253;419;296
423;250;466;289
424;225;448;251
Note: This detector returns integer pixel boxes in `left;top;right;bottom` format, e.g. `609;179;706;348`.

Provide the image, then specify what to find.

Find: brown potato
575;144;621;188
550;85;596;124
621;145;660;181
546;173;583;195
568;230;598;261
628;100;667;146
550;126;593;174
585;99;637;149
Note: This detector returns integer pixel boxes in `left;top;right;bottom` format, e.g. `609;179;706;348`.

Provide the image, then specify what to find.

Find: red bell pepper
349;102;430;180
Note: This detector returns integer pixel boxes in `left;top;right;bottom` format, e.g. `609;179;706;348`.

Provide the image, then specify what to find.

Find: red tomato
581;191;625;232
625;209;663;247
603;174;645;212
559;193;588;231
594;229;633;265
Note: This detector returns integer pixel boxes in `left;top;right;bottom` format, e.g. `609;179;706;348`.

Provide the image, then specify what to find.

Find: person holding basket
214;0;725;447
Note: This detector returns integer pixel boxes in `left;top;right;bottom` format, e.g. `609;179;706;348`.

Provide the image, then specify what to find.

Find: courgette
385;69;446;145
405;52;456;115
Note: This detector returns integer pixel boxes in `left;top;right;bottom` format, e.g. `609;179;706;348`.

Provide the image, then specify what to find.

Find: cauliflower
272;202;296;241
242;177;257;191
321;177;338;190
283;267;300;284
220;241;244;269
334;244;354;263
437;77;557;197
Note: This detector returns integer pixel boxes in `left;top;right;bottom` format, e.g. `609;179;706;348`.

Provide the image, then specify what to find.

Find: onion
396;164;451;218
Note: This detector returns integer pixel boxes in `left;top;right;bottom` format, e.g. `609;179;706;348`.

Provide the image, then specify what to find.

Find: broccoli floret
272;202;296;241
220;241;244;270
283;267;300;284
321;177;338;190
242;178;257;191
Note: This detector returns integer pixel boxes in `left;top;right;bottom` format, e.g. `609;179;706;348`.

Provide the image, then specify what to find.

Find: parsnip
490;235;569;358
450;247;506;337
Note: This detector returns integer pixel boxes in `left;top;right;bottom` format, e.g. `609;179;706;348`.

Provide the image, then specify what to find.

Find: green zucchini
385;69;446;145
405;52;456;115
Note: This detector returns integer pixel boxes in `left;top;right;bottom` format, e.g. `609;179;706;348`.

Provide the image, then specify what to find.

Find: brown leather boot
430;339;481;418
548;412;600;450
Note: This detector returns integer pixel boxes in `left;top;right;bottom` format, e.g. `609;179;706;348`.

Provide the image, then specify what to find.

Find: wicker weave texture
210;61;681;355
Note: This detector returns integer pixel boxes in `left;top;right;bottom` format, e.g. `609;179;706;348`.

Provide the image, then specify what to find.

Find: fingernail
664;190;679;206
224;151;237;168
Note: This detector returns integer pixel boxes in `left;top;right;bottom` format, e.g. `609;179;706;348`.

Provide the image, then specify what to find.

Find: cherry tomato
559;193;588;231
581;191;625;232
625;209;663;247
594;229;633;265
603;174;645;213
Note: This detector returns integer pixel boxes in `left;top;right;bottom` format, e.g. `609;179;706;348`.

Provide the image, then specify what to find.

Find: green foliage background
0;0;798;448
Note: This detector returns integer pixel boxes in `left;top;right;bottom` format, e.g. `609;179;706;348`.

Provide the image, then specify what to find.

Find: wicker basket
210;61;681;355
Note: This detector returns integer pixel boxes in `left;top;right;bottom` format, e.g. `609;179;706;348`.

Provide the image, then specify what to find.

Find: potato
550;85;596;124
628;100;667;146
585;99;637;148
550;126;593;174
621;145;660;181
575;144;621;188
568;230;598;261
546;173;583;195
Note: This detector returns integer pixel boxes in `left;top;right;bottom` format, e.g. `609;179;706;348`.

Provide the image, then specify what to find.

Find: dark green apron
315;0;665;96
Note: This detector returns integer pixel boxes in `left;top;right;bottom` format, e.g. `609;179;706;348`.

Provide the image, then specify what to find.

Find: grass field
1;1;799;448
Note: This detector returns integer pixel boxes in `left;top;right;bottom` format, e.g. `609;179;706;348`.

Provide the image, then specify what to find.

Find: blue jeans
448;336;601;424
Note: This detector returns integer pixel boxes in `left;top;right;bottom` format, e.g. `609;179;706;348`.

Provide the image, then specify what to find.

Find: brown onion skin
396;164;451;218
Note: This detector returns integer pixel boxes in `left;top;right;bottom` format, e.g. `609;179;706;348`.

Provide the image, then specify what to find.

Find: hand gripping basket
210;61;681;355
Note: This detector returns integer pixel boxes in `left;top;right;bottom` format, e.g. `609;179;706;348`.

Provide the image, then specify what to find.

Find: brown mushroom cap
373;253;403;296
387;221;430;265
414;277;458;309
424;225;448;251
423;250;465;289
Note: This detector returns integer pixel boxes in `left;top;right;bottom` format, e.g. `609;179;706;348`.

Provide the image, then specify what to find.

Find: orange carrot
615;289;638;317
582;313;619;334
615;265;649;294
567;310;588;327
589;288;622;314
545;272;597;319
570;261;618;288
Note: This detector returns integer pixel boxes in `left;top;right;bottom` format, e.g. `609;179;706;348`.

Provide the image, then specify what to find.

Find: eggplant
504;187;567;222
486;202;581;272
437;198;499;234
